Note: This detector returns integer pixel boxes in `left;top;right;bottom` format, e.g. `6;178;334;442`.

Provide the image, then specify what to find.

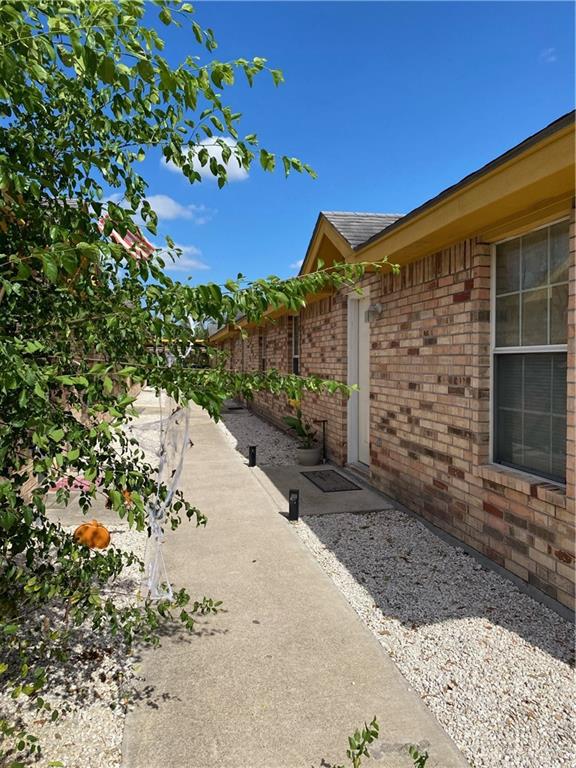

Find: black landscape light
248;445;257;467
288;489;300;521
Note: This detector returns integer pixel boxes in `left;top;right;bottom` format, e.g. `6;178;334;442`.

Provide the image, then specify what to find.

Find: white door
357;297;371;465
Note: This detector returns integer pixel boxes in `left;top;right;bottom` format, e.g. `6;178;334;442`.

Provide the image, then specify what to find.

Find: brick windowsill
478;464;566;508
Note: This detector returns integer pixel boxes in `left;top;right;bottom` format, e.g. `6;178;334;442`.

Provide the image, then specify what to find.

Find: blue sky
138;1;575;285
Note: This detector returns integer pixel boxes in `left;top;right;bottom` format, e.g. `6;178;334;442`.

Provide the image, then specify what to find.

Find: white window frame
347;295;360;465
489;217;569;478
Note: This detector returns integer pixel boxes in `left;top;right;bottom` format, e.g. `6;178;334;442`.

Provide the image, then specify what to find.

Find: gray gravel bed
217;407;298;465
295;509;575;768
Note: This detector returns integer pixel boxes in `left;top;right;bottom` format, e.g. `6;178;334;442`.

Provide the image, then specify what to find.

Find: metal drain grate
301;470;361;493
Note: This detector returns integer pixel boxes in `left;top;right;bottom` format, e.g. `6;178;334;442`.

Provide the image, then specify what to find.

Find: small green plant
409;745;429;767
283;408;317;448
335;718;429;768
334;716;379;768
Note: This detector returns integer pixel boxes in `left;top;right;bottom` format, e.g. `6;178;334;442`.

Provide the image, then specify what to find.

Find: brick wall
214;214;575;609
250;317;292;431
367;225;575;610
298;296;348;464
219;300;350;462
245;301;350;463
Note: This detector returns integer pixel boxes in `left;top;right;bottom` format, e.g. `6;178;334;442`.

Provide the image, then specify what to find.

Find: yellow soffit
351;123;575;267
208;325;236;343
300;216;353;275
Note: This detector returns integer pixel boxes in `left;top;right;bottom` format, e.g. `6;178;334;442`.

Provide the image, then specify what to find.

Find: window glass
550;284;568;344
521;229;548;289
495;222;569;347
494;221;568;481
495;294;520;346
524;354;551;411
292;316;300;356
521;288;547;345
523;413;551;477
551;354;567;414
259;331;266;371
549;221;569;284
494;353;566;481
291;316;300;375
496;353;522;408
496;407;523;468
551;418;567;479
496;239;520;294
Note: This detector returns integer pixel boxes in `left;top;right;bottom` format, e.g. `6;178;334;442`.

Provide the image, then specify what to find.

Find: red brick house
211;111;575;610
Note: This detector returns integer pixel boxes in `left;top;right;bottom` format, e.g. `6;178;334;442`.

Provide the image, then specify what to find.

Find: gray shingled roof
322;211;403;249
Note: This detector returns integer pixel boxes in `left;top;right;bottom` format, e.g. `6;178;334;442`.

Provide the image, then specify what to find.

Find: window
493;220;569;482
259;329;266;372
291;315;300;375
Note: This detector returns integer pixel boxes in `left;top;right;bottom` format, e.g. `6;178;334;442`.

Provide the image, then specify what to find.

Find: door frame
347;294;370;465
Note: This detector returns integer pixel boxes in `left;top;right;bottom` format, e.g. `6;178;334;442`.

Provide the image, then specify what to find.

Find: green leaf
61;249;78;274
270;69;284;86
42;254;58;283
108;489;122;510
0;1;358;736
259;149;275;172
192;21;203;43
99;56;116;84
48;428;65;443
25;340;44;353
33;382;47;400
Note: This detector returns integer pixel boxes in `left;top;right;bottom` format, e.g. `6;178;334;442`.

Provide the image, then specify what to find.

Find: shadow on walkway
251;464;574;667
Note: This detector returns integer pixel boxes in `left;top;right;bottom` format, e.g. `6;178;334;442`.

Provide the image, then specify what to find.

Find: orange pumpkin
73;519;111;549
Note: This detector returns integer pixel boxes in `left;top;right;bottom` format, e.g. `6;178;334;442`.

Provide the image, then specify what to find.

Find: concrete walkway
254;464;395;517
122;404;467;768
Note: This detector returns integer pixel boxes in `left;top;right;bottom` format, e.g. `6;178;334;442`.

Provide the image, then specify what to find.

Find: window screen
493;221;568;482
494;353;566;481
495;221;569;348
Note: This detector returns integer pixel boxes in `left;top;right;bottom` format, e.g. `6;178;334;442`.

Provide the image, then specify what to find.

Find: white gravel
295;509;575;768
216;407;575;768
217;403;298;465
2;394;167;768
1;525;146;768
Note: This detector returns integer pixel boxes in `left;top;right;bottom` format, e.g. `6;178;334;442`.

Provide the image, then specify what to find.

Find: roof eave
355;110;575;256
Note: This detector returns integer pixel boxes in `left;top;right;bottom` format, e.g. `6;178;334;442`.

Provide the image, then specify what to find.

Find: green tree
0;2;391;761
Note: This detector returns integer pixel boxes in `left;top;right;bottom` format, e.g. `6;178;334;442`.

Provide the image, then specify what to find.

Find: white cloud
103;194;214;225
165;243;210;272
163;137;248;182
145;195;214;224
290;259;304;270
539;47;558;64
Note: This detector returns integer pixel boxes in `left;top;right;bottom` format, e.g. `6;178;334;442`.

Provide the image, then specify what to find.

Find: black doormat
301;470;362;493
